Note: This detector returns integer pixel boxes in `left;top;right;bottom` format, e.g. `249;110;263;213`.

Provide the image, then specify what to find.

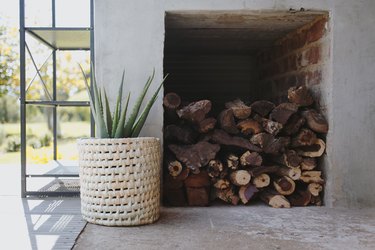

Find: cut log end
207;159;224;178
287;85;314;106
302;109;329;133
230;170;251;186
239;184;258;204
163;92;181;110
213;179;230;190
300;171;324;184
297;139;326;157
237;119;263;135
250;100;275;117
269;103;299;125
225;99;252;119
301;157;317;171
273;176;296;196
226;154;239;170
252;173;271;188
260;189;291;208
240;151;263;167
308;183;323;196
168;160;183;177
177;100;212;123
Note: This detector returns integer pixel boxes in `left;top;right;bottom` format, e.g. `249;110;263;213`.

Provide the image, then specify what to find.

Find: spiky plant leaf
92;72;109;138
123;69;155;137
111;70;125;137
114;92;131;138
78;64;97;123
130;74;167;137
103;89;113;136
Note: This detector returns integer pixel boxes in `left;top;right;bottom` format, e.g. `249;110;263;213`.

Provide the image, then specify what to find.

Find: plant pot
77;137;161;226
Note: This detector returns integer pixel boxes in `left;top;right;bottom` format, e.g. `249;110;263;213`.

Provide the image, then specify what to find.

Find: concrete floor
74;204;375;250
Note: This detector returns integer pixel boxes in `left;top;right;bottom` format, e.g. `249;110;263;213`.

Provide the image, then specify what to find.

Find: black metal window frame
19;0;95;197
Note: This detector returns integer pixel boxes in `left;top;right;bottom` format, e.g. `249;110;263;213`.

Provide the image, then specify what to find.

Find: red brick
307;18;327;43
298;46;321;67
306;69;322;86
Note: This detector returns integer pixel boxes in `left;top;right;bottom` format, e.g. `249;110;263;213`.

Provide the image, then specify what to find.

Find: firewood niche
163;86;328;208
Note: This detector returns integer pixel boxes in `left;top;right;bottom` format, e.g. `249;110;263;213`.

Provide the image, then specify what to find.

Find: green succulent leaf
123;69;155;137
111;70;125;137
131;74;168;137
114;92;131;138
103;89;113;136
78;64;96;122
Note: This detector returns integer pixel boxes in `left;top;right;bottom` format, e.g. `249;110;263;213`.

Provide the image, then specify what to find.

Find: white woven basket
77;137;161;226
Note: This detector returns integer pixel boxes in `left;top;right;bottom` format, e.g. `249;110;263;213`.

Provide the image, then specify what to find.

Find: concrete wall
94;0;375;208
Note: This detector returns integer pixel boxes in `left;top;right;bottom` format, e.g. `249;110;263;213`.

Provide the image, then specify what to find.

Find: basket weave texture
77;137;161;226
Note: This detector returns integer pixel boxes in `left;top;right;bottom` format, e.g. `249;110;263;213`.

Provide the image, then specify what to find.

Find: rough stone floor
74;204;375;250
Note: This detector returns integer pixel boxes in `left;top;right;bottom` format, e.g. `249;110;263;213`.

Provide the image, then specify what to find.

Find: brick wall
257;16;329;105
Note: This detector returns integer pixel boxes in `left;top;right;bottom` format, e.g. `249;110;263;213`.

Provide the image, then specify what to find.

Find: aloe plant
79;64;167;138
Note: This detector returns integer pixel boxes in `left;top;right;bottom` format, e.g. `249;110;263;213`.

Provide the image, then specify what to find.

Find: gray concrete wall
94;0;375;207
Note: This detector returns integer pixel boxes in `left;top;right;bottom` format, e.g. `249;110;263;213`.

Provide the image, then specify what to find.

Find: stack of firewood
163;86;328;208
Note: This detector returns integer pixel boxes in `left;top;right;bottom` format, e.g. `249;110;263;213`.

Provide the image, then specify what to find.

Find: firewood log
225;99;252;119
184;171;211;206
308;183;323;196
230;170;251;186
207;159;224;178
163;174;187;206
197;117;217;133
177;100;211;123
297;139;326;157
240;151;262;167
276;166;301;180
300;171;324;184
301;157;317;171
292;128;317;147
211;129;261;152
269;103;299;125
216;188;240;205
226;154;239;170
250;100;275;117
163;92;181;110
272;150;302;168
250;133;290;154
310;195;322;206
261;118;283;136
283;113;306;135
249;165;279;177
168;160;183;177
168;141;220;172
273;176;296;195
302;109;329;133
213;179;230;190
239;184;258;204
237;119;263;135
287;85;314;106
252;173;270;188
164;124;197;144
288;190;312;206
218;109;239;134
260;189;291;208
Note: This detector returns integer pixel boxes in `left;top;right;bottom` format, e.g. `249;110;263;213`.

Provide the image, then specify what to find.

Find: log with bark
300;171;324;184
297;139;326;157
302;109;329;133
240;151;263;167
216;188;240;205
197;117;217;133
225;99;252;119
218;109;239;134
288;190;312;206
207;159;224;178
260;189;291;208
269;103;299;125
276;166;301;180
300;157;317;171
250;100;275;117
226;154;239;170
168;141;220;172
237;119;263;135
211;129;261;152
273;176;296;196
287;85;314;106
177;100;212;123
164;124;197;144
239;184;259;204
184;171;211;206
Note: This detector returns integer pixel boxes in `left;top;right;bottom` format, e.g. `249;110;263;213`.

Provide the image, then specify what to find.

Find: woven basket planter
77;137;161;226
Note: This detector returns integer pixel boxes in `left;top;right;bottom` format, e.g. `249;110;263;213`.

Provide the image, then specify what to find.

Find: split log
300;171;324;184
213;179;230;190
269;103;299;125
226;154;239;170
292;128;317;147
252;173;270;188
249;165;279;177
163;92;181;110
288;190;312;206
237;119;263;135
250;133;290;154
308;183;323;196
225;99;251;119
260;189;291;208
273;150;302;168
240;151;263;167
250;100;275;117
207;159;224;178
273;176;296;195
218;109;239;134
177;100;211;123
230;170;251;186
283;113;306;135
302;109;329;133
310;195;323;206
184;171;211;206
212;129;261;152
239;184;258;204
276;166;301;181
297;139;326;157
168;160;183;177
216;188;240;205
168;141;220;172
287;85;314;106
197;117;217;133
164;124;197;144
301;157;317;171
261;119;283;136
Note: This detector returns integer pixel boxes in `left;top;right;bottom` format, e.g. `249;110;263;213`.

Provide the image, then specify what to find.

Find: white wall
94;0;375;207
